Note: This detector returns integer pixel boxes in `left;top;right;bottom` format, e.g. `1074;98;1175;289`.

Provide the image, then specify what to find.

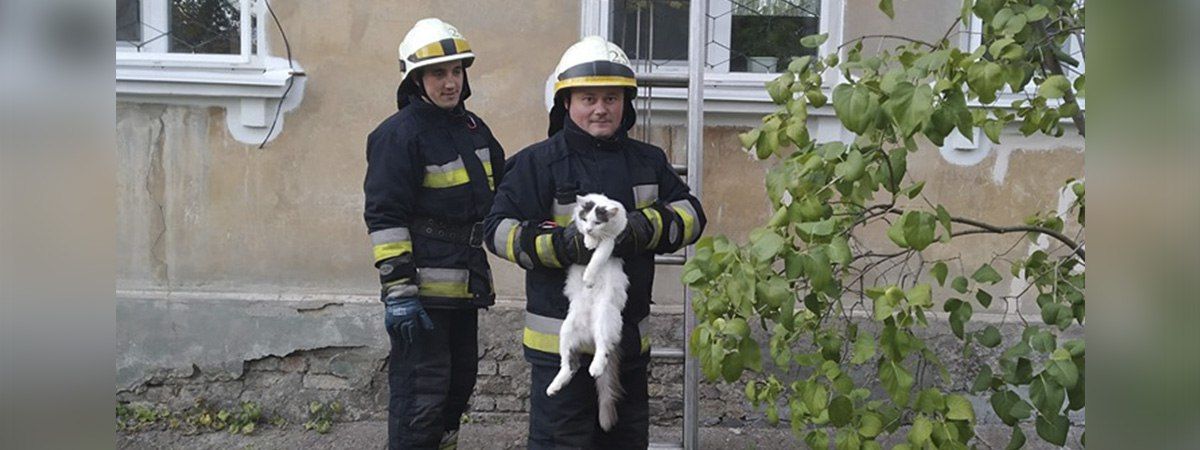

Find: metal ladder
635;1;708;448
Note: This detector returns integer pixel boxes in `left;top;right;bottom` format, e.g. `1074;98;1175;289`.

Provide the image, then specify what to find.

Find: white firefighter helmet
549;35;637;102
545;36;639;135
397;18;475;85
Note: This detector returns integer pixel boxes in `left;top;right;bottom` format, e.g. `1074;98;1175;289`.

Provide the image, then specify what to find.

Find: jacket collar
562;116;627;152
406;94;469;127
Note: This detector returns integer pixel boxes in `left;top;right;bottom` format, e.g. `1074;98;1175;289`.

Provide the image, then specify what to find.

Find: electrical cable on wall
259;0;297;149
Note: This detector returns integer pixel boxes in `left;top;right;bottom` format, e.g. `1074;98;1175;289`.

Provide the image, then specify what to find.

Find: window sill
115;56;305;145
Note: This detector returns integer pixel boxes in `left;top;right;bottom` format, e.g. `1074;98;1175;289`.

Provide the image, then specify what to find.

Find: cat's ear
576;195;585;203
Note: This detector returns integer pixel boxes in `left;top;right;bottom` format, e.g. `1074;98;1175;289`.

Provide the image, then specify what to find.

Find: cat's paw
546;382;562;397
588;359;607;378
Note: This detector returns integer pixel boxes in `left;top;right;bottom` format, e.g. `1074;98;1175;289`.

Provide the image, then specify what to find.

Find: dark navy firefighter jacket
364;95;505;309
484;116;706;364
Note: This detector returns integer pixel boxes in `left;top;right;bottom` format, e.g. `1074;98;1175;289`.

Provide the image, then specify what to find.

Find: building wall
116;0;1084;436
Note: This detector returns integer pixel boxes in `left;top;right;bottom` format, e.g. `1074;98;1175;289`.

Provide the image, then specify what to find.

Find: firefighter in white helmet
363;17;505;450
484;36;706;449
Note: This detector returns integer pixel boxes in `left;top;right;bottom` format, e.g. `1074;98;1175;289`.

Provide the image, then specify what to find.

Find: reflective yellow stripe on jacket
523;312;651;354
417;268;472;299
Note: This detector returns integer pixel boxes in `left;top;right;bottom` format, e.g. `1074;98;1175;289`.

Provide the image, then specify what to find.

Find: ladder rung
672;164;688;176
655;254;687;265
648;442;684;450
651;346;686;360
638;72;690;88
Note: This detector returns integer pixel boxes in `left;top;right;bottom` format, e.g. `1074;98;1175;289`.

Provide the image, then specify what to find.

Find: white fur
545;194;630;432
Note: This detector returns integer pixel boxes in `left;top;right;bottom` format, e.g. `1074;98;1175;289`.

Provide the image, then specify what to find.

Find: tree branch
837;34;937;51
1032;19;1086;137
874;207;1086;260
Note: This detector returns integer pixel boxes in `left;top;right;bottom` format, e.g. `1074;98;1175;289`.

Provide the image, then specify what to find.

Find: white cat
545;193;630;431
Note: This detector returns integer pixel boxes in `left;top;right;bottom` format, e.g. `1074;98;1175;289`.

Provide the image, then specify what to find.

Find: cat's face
575;194;626;236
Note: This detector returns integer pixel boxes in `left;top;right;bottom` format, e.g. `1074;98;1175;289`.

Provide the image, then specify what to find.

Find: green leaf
1026;4;1049;21
990;390;1025;426
834;149;866;181
931;261;949;286
961;0;973;27
829;395;854;427
833;83;881;134
796;218;836;236
749;229;785;262
738;129;760;150
1030;375;1065;417
851;331;876;364
908;415;932;445
788;55;813;73
879;360;915;406
975;289;993;308
1047;357;1080;389
1035;414;1070;446
906;283;932;308
978;325;1002;347
971;365;993;393
1038;75;1071;99
1005;425;1027;450
967;61;1004;103
738;335;764;372
873;295;894;322
829;236;852;266
915;389;945;414
801;33;829;48
785;118;809;147
767;75;792;104
805;430;829;449
952;276;969;293
901;180;926;199
983;119;1004;144
883;82;935;135
859;412;883;438
946;394;975;422
878;0;895;19
971;264;1003;284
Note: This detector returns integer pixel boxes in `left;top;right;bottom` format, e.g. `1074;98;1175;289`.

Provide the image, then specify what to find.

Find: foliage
116;400;275;435
303;401;343;435
684;0;1085;448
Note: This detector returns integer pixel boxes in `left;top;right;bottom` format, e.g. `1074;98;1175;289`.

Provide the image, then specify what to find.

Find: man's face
420;60;464;110
566;86;624;139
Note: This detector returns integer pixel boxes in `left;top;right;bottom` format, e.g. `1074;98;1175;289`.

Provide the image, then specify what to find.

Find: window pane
611;0;691;69
169;0;241;54
117;0;142;43
729;0;819;73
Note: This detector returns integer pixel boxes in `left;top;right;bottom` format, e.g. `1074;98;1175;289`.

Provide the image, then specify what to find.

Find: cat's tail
596;350;625;431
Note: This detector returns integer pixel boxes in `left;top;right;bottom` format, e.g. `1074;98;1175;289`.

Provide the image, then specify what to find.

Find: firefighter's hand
384;296;434;343
559;225;593;265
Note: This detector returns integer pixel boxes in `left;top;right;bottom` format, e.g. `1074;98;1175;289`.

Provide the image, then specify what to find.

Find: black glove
384;296;434;344
614;204;670;257
558;225;593;265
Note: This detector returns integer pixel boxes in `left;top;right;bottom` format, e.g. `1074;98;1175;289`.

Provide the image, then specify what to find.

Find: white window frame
116;0;305;144
581;0;844;125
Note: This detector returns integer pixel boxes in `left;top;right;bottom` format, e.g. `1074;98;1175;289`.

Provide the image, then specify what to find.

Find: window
115;0;305;145
580;0;843;123
610;0;820;73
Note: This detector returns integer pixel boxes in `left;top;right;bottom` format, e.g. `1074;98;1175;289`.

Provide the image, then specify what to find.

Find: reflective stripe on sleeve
371;227;413;262
417;268;471;299
632;184;658;209
670;199;700;244
534;233;563;268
